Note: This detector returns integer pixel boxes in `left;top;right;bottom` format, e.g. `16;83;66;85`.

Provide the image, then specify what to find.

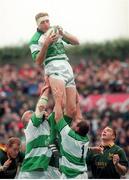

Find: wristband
40;95;48;105
35;96;48;118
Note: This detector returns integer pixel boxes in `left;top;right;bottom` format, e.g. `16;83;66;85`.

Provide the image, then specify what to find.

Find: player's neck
102;140;114;147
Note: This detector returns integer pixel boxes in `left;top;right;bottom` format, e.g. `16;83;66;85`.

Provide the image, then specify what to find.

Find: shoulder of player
112;144;124;152
29;31;43;45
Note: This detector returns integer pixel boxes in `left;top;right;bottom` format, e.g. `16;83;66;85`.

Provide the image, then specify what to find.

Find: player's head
35;12;50;32
101;126;116;141
6;137;21;159
71;118;89;137
21;110;33;128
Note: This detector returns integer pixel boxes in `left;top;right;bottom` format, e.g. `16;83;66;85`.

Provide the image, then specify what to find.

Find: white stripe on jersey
25;147;52;159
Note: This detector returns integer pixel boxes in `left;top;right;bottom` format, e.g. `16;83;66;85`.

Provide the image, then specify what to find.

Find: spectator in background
86;126;128;179
0;137;24;179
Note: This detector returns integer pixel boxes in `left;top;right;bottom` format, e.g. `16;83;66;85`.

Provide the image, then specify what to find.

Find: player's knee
54;89;63;100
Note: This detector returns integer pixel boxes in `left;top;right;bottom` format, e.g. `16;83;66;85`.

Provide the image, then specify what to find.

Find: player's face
8;143;20;159
71;119;81;131
40;20;50;32
101;127;114;141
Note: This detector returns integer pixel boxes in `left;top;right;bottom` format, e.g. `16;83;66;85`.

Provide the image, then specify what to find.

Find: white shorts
45;60;76;87
47;166;61;179
17;170;48;179
17;166;61;179
61;172;88;179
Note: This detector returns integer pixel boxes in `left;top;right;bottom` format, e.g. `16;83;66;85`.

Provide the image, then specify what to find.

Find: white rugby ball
45;26;59;37
39;27;60;45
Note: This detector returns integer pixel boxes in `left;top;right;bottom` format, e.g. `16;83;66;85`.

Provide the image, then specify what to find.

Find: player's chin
101;135;107;140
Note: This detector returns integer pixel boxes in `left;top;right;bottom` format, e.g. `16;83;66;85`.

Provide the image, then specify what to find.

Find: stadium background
0;39;129;178
0;0;129;178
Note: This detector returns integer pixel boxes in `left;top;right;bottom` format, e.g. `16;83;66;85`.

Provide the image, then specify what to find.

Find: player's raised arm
35;33;58;66
57;25;80;45
35;76;50;118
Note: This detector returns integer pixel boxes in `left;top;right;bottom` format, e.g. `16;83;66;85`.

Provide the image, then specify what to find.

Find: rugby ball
39;26;60;45
45;26;59;37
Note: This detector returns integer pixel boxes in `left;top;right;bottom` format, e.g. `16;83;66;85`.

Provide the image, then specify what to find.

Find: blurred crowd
0;58;129;161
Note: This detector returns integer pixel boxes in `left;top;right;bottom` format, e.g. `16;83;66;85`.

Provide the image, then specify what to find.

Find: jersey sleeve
118;148;129;168
56;117;67;132
31;113;43;127
29;32;43;61
62;32;71;44
48;112;57;144
64;115;72;125
29;41;40;61
31;50;39;61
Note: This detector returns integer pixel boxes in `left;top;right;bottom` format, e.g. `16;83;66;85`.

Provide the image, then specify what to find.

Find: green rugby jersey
86;144;129;179
21;112;56;172
29;28;70;66
56;117;89;178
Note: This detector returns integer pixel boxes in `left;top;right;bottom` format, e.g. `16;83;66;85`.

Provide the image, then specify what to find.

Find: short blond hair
7;137;21;147
35;12;49;22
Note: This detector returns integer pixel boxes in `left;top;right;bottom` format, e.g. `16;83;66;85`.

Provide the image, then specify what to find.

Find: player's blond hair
35;12;49;22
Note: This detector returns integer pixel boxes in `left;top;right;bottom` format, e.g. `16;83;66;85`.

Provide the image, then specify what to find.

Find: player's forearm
62;32;80;45
35;90;49;118
41;88;49;97
88;147;96;152
114;163;127;175
35;43;49;65
54;99;63;123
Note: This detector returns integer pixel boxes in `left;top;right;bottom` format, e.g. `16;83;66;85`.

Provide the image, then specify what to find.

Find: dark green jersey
0;149;24;179
86;144;128;179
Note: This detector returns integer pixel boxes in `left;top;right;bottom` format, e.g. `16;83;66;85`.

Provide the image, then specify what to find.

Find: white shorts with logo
45;60;76;87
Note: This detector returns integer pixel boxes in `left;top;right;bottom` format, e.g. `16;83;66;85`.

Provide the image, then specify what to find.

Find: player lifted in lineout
29;12;83;123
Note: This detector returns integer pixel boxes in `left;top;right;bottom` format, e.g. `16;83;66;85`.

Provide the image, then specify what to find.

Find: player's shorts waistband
44;55;69;66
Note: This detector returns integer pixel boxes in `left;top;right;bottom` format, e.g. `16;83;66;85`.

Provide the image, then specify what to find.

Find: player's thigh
49;76;66;104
